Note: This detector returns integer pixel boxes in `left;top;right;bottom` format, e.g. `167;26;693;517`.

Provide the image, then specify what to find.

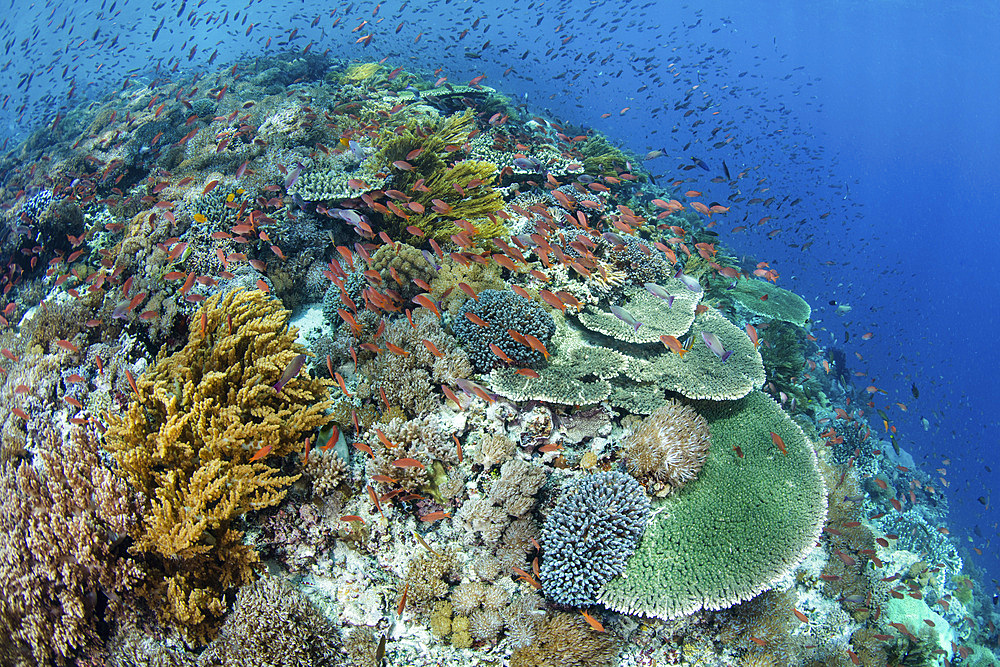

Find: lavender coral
452;289;555;372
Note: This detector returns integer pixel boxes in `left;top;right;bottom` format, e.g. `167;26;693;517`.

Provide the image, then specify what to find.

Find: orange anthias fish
249;444;273;463
659;335;686;357
770;432;787;455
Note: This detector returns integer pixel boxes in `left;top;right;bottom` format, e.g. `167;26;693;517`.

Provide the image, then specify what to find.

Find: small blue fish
274;354;307;392
610;305;642;331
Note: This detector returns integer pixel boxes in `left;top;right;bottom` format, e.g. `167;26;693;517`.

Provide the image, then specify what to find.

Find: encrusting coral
103;287;334;645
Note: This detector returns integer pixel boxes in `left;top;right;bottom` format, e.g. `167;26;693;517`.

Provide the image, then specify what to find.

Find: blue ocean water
2;0;999;650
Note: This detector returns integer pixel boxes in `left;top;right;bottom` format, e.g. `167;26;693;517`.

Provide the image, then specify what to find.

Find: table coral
103;287;334;644
728;278;812;326
600;390;826;620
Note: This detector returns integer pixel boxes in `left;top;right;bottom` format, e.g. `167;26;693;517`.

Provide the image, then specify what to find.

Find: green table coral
728;278;812;326
577;280;701;344
600;390;826;619
625;309;766;401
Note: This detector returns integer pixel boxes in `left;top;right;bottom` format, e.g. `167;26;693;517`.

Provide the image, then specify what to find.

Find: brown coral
103;288;334;644
0;428;142;666
620;399;710;495
510;611;618;667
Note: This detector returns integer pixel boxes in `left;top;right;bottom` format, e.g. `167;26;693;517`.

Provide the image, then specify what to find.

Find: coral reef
510;611;619;667
728;278;812;326
0;429;142;666
452;289;556;372
576;279;700;344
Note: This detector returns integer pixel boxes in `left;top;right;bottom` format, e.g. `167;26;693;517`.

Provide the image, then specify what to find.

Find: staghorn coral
539;471;650;607
0;428;143;667
621;399;711;496
452;289;556;372
102;287;334;645
601;390;827;620
510;611;618;667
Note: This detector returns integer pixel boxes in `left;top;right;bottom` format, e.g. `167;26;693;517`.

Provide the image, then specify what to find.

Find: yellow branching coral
403;160;506;242
103;287;334;644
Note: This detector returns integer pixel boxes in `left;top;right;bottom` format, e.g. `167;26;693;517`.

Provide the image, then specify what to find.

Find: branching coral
452;289;556;372
539;471;650;607
102;287;334;644
358;308;471;416
0;428;142;666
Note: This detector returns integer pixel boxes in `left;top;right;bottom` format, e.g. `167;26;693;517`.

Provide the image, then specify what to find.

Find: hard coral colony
0;35;988;667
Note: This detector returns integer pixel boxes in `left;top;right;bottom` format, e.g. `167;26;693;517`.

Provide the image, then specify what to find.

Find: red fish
770;432;787;455
249;444;272;463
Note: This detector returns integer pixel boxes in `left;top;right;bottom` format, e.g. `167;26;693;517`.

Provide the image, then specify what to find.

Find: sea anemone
621;399;710;494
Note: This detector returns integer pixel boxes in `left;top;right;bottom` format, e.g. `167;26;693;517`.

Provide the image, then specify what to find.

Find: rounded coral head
621;399;710;494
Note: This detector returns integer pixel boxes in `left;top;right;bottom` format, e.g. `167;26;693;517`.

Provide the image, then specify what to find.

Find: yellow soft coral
103;287;334;644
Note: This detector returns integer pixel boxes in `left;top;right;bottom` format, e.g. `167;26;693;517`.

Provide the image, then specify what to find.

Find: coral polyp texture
621;399;711;493
600;391;826;619
540;471;651;607
576;279;701;344
626;309;766;400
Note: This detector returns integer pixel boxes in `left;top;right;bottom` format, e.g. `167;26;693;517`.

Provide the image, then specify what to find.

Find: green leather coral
601;390;826;619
